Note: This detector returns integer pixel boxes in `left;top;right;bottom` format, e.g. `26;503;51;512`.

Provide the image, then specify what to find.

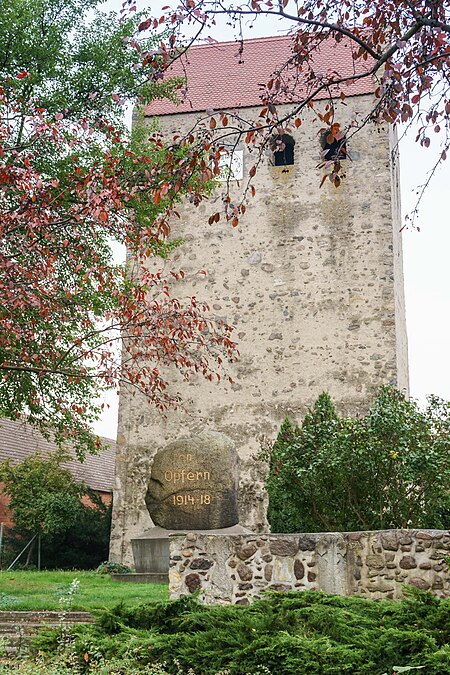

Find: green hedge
29;589;450;674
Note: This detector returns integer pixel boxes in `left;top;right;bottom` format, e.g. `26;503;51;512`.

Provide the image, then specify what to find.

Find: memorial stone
145;431;239;530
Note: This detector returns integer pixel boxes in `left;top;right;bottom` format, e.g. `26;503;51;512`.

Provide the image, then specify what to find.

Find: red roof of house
0;418;116;493
145;35;374;116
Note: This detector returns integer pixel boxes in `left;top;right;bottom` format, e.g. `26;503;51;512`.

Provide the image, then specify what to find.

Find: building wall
0;490;13;529
110;95;409;565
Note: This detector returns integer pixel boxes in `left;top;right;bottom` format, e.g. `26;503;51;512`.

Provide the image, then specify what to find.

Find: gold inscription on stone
164;470;210;484
172;494;211;506
165;455;212;508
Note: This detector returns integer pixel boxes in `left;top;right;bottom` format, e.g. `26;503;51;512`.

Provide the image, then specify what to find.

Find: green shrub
28;589;450;674
96;561;132;575
264;387;450;533
0;453;112;570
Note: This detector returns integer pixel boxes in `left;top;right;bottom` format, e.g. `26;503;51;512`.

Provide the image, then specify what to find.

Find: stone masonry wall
169;530;450;604
110;93;409;565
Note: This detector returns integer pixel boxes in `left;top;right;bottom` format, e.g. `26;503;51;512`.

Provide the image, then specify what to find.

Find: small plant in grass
53;578;82;674
0;593;19;608
96;561;132;575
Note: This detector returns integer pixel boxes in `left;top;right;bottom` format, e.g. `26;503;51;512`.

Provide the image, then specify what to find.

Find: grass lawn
0;570;168;611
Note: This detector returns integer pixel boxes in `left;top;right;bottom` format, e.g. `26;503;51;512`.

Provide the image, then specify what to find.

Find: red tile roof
145;35;374;116
0;418;115;493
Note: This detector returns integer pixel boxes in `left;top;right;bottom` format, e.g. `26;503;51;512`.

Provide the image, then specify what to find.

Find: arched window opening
272;134;295;166
320;123;349;161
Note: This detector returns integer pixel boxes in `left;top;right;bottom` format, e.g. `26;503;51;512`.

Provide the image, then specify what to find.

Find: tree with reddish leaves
0;0;236;458
132;0;449;223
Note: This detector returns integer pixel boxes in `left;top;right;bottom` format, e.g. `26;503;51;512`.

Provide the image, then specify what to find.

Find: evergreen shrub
263;387;450;533
29;589;450;674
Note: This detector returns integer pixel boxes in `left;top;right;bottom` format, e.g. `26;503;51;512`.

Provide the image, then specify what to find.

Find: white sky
93;0;450;438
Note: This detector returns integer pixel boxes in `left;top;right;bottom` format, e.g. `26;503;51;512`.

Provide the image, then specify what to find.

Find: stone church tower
110;36;409;565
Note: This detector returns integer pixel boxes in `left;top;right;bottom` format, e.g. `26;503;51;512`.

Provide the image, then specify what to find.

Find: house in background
0;417;115;529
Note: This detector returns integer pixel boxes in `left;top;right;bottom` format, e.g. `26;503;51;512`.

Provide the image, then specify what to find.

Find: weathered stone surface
294;559;305;580
399;556;417;569
366;555;385;569
111;91;410;565
169;569;182;594
419;562;431;570
145;431;239;530
190;558;213;570
247;251;261;265
380;532;400;551
237;562;253;581
185;573;202;593
399;535;413;545
298;536;317;551
369;579;395;593
348;533;363;542
237;543;257;561
408;578;431;591
264;564;273;581
269;539;299;557
271;584;292;592
273;557;295;582
186;533;197;542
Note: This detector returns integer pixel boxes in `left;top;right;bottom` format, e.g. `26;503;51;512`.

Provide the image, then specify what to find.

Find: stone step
0;623;41;633
0;611;94;656
0;611;93;623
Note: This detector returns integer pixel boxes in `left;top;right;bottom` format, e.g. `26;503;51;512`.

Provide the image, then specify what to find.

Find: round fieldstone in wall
145;431;239;530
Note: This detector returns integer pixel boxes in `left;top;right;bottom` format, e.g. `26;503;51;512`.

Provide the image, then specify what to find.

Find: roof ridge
182;34;294;50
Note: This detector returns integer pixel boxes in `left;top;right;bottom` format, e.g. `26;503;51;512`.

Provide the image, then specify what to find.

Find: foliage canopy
0;452;111;568
0;0;236;457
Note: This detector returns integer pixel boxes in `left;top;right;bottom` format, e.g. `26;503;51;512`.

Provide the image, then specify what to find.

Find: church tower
110;36;408;564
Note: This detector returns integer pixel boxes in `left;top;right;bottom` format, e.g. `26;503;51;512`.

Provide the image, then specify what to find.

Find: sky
93;0;450;438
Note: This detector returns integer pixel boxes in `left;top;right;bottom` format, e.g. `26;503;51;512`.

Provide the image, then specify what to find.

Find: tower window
320;123;349;161
272;134;295;166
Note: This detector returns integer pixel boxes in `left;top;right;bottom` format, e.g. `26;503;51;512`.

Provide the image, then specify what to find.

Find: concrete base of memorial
131;524;250;575
111;572;168;584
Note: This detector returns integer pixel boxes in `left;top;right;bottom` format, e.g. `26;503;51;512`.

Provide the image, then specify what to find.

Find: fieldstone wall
169;530;450;604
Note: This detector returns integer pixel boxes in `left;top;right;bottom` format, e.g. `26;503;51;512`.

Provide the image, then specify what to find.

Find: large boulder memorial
131;431;246;579
146;431;239;530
